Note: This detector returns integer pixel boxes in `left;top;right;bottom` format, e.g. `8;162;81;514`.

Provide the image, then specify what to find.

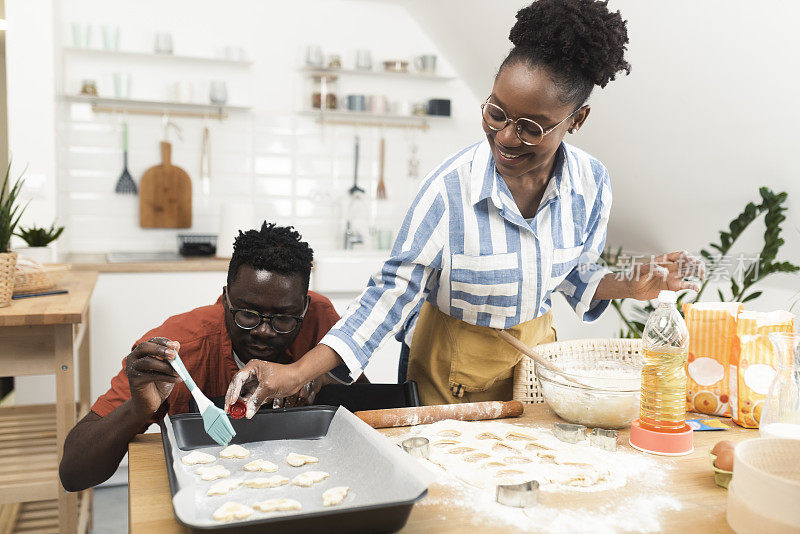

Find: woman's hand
224;360;304;418
626;250;705;300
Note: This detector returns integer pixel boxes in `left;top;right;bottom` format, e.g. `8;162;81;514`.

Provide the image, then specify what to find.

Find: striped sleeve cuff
574;266;611;322
320;331;367;383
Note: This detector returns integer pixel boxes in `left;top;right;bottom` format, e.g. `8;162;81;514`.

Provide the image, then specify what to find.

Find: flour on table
322;486;349;506
181;451;216;465
253;499;302;513
291;471;329;487
400;419;657;492
244;475;289;488
243;458;279;472
212;501;253;522
392;419;677;534
219;444;250;459
197;465;230;481
206;478;243;496
286;452;318;467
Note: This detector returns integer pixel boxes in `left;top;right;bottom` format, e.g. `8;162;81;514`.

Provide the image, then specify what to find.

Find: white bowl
727;438;800;533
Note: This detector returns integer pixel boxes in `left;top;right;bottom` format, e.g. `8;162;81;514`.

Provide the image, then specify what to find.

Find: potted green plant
0;161;27;307
15;222;64;264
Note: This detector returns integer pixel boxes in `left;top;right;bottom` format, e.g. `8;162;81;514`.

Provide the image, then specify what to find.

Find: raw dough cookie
475;432;502;440
243;459;279;472
286;453;318;467
291;470;329;487
504;456;533;464
212;501;253;522
244;475;289;488
505;431;535;441
181;451;216;465
432;439;459;448
253;499;302;513
322;486;350;506
492;442;518;454
437;429;462;438
463;452;491;463
207;479;243;496
219;444;250;459
447;446;475;454
198;465;231;481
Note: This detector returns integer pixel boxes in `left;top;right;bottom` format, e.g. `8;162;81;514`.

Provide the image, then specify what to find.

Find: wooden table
128;404;757;533
0;271;98;534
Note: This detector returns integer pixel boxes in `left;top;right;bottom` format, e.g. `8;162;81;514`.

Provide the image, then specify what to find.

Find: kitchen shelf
299;66;455;81
62;46;253;66
299;109;449;130
0;494;90;534
0;403;88;505
59;94;251;120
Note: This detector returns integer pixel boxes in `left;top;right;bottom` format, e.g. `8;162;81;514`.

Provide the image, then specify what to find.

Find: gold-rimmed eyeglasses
481;96;583;146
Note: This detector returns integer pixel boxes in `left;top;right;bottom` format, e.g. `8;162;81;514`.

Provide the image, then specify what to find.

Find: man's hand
225;360;303;419
125;337;181;417
627;250;706;301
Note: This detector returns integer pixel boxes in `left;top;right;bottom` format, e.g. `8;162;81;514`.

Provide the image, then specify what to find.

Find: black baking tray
160;406;427;533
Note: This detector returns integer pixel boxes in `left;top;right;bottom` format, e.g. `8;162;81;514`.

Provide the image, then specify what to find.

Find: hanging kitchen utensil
349;135;365;196
200;126;211;196
114;121;138;194
376;136;387;199
139;118;192;228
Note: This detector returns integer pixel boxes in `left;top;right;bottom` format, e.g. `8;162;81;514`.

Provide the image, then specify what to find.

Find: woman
226;0;703;412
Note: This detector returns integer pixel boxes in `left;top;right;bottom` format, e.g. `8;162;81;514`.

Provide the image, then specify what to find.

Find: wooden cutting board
139;141;192;228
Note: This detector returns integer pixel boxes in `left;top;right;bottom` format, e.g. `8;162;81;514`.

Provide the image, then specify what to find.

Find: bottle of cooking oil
630;291;694;455
639;290;690;432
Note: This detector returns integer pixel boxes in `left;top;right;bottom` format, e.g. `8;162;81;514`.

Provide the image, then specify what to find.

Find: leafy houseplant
0;161;28;307
604;187;799;338
15;222;64;263
16;223;64;247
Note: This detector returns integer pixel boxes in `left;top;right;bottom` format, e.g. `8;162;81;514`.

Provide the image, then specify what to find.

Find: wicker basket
13;257;70;295
513;338;643;404
0;251;17;307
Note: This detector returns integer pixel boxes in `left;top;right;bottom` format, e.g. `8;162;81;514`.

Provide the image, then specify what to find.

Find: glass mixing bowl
538;357;642;429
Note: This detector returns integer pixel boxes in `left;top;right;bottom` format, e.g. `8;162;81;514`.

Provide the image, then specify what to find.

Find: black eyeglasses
224;287;309;334
481;96;583;146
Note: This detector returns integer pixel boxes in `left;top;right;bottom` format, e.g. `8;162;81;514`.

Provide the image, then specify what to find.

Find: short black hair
500;0;631;106
227;222;314;290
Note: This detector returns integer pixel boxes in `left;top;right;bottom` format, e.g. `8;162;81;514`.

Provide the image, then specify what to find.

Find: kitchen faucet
344;221;363;250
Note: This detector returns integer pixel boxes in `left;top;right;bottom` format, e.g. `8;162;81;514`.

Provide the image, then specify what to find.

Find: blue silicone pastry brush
168;352;236;446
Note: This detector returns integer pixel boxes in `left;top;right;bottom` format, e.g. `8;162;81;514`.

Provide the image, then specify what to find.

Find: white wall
34;0;482;255
401;0;800;318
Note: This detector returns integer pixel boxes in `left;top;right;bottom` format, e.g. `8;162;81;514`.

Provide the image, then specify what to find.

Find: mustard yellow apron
407;302;556;406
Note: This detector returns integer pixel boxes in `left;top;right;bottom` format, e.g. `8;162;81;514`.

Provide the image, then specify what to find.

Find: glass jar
761;332;800;439
311;74;338;111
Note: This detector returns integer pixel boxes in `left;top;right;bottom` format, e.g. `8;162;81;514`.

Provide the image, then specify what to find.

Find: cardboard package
730;310;795;428
683;302;743;416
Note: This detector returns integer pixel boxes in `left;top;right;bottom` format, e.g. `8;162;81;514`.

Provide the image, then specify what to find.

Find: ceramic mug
368;95;388;114
306;45;324;67
346;94;366;112
414;54;437;73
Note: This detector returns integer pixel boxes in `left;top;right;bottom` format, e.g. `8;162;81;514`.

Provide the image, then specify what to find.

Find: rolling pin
354;400;524;429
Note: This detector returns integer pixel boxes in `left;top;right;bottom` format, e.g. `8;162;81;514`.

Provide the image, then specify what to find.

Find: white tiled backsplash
56;106;466;255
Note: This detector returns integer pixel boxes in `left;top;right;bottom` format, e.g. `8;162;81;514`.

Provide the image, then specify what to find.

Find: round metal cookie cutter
496;479;540;508
401;437;430;459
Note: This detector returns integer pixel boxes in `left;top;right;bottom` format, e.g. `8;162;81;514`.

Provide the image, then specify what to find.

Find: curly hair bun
509;0;630;89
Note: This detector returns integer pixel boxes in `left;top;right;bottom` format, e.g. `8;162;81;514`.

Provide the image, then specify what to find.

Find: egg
714;448;735;472
711;440;735;456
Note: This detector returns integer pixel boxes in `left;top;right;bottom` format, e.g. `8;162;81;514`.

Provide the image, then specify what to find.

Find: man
59;223;342;491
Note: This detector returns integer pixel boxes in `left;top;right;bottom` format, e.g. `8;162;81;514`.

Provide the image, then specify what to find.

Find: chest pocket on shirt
450;252;520;318
551;244;585;279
